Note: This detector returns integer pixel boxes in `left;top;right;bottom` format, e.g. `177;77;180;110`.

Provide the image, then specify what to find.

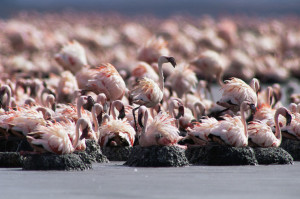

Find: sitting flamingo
137;106;185;148
248;107;292;147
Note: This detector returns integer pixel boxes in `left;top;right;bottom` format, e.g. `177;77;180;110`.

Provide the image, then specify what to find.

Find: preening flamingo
26;118;89;154
137;106;184;148
98;113;136;147
217;77;259;113
248;107;292;147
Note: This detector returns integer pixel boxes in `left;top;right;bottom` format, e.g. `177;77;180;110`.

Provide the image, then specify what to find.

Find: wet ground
1;161;300;199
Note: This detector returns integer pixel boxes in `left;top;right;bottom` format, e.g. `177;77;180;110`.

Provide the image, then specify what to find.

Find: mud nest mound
101;146;132;161
22;153;92;171
280;138;300;161
124;146;189;167
186;144;257;165
253;147;293;165
75;140;108;164
0;152;23;168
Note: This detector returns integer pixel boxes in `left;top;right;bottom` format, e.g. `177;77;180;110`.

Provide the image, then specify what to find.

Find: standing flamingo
248;107;292;147
137;106;184;148
130;56;176;130
217;77;259;113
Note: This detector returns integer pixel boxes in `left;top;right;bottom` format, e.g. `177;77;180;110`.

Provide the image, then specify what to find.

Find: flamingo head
159;56;176;67
285;110;292;126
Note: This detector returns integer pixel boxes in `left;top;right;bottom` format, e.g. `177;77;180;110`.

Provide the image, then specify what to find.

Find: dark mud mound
0;152;23;167
254;147;293;165
22;153;92;171
186;144;257;165
0;138;32;152
280;138;300;161
125;146;189;167
102;146;132;161
76;140;108;163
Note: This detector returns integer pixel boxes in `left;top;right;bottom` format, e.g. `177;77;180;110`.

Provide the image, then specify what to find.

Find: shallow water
1;161;300;199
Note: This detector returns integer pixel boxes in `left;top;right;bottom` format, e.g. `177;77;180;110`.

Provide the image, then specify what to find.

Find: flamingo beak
249;104;256;114
176;105;184;119
118;106;126;119
167;57;176;67
138;112;144;128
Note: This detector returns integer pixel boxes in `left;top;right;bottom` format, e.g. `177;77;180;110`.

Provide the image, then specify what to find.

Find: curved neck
111;101;117;120
158;58;165;92
240;103;248;138
2;86;12;111
274;110;282;142
77;97;86;118
193;102;205;120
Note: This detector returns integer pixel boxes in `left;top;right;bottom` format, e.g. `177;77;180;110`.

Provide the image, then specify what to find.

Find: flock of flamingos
0;13;300;158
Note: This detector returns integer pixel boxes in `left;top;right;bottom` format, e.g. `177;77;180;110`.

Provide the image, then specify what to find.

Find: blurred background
1;0;300;18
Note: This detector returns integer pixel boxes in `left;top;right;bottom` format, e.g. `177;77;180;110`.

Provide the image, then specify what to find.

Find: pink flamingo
248;107;292;147
26;118;89;154
217;77;259;113
55;40;88;74
76;63;126;101
137;106;185;148
208;101;254;147
130;56;176;130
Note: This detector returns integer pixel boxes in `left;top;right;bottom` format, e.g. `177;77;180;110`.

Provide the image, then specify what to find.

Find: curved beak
167;57;176;67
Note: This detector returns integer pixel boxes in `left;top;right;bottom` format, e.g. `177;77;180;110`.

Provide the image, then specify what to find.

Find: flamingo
56;71;79;104
166;63;197;98
187;117;219;146
254;87;276;126
190;50;225;100
281;104;300;140
248;107;292;147
76;63;126;104
130;55;176;130
137;106;184;148
26;118;89;154
217;77;259;113
98;113;136;147
54;40;88;74
208;101;254;147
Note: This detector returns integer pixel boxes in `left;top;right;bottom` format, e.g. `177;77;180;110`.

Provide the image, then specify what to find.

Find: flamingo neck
143;109;149;134
216;69;224;86
274;110;282;142
73;120;82;149
111;102;118;120
92;107;99;133
3;86;11;111
158;58;165;92
240;104;248;139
